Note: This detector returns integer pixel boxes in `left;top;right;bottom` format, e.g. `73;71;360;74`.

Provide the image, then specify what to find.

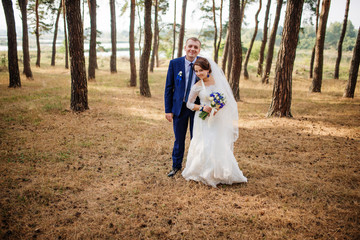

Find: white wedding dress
182;63;247;187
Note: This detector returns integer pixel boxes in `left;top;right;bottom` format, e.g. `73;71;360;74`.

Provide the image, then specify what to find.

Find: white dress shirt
184;57;197;101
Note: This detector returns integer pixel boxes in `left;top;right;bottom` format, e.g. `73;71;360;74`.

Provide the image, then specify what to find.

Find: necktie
185;63;193;102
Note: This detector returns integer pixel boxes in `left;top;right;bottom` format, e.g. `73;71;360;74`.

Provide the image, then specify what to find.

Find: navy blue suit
164;56;199;169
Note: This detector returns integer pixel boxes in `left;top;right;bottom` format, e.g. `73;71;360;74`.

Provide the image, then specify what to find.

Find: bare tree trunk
215;0;224;64
150;0;158;72
267;0;304;117
257;0;271;77
334;0;350;79
66;0;88;111
139;0;152;97
137;3;142;58
211;0;218;63
156;33;160;67
343;27;360;98
222;28;230;74
129;0;137;86
310;0;320;79
2;0;21;88
172;0;176;59
18;0;33;79
110;0;117;73
63;0;69;69
244;0;262;80
229;0;243;101
35;0;40;67
261;0;283;84
310;0;331;93
177;0;187;58
227;39;232;79
51;0;62;66
82;0;84;24
88;0;96;80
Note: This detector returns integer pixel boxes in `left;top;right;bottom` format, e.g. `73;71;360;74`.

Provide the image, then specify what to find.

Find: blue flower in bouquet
209;92;226;109
176;71;183;82
199;92;226;120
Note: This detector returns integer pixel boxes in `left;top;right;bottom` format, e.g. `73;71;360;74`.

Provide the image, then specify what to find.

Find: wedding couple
164;37;247;187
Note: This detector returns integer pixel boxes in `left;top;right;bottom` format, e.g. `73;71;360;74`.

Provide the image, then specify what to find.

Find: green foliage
247;41;262;61
0;54;7;72
27;0;58;35
297;21;357;51
158;23;175;59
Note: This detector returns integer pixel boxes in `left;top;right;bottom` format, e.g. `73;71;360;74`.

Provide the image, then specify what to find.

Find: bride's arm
186;86;211;113
186;86;200;110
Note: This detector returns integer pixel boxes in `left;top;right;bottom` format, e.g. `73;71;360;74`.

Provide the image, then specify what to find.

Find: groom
164;37;201;177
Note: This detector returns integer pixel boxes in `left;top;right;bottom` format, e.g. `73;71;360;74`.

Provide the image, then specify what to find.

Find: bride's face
194;65;209;80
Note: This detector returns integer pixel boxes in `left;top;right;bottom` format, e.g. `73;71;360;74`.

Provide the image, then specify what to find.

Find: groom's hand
165;113;173;122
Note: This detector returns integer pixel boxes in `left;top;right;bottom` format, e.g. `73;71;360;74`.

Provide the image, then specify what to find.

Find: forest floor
0;57;359;240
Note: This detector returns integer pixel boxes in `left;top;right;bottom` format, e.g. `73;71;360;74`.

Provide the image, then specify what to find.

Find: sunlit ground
0;52;359;239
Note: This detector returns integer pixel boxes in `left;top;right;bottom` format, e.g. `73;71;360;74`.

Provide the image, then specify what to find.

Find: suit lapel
181;57;186;92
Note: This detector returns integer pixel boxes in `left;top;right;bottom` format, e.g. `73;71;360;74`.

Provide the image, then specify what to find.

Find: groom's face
184;40;201;61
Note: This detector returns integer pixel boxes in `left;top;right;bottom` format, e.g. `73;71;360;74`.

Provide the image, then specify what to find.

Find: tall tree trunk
82;0;84;24
310;0;320;79
229;0;243;101
129;0;137;86
177;0;187;58
2;0;21;88
222;28;230;74
66;0;88;111
261;0;283;84
244;0;262;80
172;0;176;59
137;3;142;57
35;0;40;67
267;0;304;117
63;0;69;69
343;27;360;98
18;0;33;79
215;0;223;64
88;0;96;80
211;0;218;63
150;0;158;72
227;38;232;79
139;0;152;97
334;0;350;79
257;0;271;77
110;0;117;73
156;33;160;67
310;0;331;93
51;0;62;66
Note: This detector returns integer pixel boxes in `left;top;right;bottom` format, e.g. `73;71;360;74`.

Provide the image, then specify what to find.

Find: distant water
0;36;141;57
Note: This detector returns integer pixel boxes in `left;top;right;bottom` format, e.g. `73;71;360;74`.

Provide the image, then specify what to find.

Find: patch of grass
42;101;64;113
55;151;72;162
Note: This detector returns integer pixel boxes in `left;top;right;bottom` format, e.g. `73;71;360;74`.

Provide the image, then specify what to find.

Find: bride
182;57;247;187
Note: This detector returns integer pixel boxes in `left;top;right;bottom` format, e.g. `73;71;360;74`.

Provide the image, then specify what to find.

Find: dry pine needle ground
0;58;359;239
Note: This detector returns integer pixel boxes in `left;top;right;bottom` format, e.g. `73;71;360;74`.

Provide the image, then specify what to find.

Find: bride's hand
203;106;212;113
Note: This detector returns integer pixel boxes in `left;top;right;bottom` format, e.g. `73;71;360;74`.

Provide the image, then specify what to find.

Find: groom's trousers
172;102;195;170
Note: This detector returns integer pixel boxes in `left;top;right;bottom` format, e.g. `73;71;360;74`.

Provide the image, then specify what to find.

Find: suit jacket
164;56;199;117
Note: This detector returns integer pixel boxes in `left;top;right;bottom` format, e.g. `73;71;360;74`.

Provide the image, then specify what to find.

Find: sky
0;0;359;35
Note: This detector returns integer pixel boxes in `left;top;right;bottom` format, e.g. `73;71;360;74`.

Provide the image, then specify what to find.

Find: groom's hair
185;37;201;47
194;57;211;73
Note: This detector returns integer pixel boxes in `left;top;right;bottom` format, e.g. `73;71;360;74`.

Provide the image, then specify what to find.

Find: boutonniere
176;71;182;82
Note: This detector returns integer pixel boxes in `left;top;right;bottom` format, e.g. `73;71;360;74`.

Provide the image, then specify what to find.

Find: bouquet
199;92;226;120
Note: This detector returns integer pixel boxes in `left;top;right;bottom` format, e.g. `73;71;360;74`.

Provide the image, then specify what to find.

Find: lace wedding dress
182;59;247;187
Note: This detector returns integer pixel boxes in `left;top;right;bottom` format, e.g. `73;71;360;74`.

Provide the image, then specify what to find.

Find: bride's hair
194;57;212;73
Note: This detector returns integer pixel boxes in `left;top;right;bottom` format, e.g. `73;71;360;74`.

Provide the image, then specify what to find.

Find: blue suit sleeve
164;60;174;113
